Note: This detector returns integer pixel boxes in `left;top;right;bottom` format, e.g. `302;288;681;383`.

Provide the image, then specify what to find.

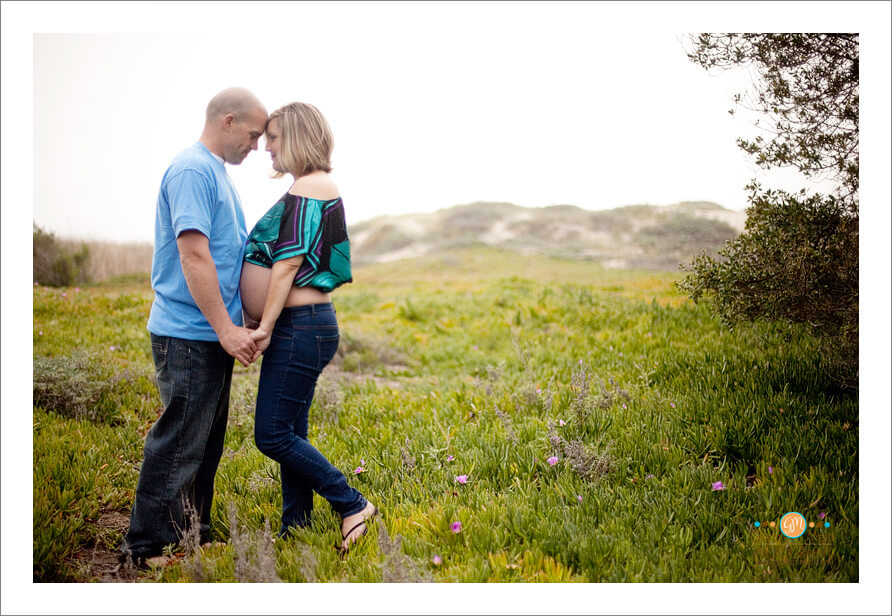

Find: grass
32;245;858;583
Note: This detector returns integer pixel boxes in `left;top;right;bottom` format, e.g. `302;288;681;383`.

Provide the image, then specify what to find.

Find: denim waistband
279;303;334;317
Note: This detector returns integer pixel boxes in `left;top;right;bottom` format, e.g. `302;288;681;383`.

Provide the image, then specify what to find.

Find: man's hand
177;231;257;366
249;327;271;364
219;324;258;367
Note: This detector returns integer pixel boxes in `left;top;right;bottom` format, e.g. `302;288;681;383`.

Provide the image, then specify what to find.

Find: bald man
120;88;268;567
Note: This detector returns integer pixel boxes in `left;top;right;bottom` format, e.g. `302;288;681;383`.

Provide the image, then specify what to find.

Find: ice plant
455;475;468;484
711;481;725;491
768;466;774;475
818;512;826;519
445;455;454;462
353;466;365;474
547;456;558;466
450;521;462;533
576;495;583;502
670;402;676;408
432;555;442;565
558;419;566;426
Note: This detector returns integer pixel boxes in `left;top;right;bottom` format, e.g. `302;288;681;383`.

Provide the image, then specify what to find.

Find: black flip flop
337;506;379;554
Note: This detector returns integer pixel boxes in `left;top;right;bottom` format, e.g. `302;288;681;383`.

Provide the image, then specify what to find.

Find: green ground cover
33;247;857;582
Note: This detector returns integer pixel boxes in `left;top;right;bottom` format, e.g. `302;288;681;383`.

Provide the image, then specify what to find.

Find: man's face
223;107;268;165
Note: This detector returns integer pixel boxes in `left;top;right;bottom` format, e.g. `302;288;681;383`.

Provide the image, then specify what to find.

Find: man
120;87;268;566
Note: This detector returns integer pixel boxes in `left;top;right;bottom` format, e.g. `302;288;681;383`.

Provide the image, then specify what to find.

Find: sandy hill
349;201;745;270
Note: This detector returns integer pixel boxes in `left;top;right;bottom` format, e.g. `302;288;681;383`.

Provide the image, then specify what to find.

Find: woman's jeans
122;335;233;558
254;303;367;535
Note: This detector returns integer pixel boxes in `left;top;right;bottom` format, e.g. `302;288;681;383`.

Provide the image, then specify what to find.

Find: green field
33;246;858;583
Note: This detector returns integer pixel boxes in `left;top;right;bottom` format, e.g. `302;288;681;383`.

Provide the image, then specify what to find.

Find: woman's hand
250;327;271;362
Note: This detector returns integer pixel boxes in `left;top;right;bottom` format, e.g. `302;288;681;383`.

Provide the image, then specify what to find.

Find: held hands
219;324;260;367
249;327;271;364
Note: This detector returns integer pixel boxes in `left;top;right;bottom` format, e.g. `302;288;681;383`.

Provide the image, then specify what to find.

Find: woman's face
265;117;283;173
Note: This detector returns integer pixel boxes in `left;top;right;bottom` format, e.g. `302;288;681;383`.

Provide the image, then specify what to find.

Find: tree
677;34;858;389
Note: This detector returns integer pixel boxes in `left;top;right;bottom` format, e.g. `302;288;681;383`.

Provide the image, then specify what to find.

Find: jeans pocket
316;333;339;370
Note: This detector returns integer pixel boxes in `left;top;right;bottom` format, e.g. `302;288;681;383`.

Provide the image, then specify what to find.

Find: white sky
4;2;892;614
21;3;850;243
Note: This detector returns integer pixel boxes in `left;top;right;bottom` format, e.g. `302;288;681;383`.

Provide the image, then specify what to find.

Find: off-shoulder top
243;193;352;292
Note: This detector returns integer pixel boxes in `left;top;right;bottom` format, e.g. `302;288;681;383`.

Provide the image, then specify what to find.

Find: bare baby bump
240;262;270;322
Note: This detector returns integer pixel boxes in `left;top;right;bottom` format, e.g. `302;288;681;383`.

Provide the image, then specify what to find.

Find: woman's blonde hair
268;102;333;178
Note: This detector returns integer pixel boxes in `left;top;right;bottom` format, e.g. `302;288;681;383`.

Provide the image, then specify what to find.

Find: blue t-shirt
147;142;248;341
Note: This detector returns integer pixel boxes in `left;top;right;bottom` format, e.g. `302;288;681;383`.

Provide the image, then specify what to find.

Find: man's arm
177;230;256;366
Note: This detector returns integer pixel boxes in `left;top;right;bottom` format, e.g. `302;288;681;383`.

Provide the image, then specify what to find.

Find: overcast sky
3;2;892;614
19;3;855;244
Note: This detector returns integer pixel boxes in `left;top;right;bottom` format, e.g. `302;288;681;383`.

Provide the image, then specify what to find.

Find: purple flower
558;419;566;426
711;481;725;491
455;475;468;484
576;495;583;502
547;456;558;466
432;555;443;565
353;466;365;474
768;466;773;475
670;402;676;408
646;474;655;480
446;455;454;462
622;403;627;409
61;293;67;298
450;521;462;533
360;458;365;465
818;512;826;519
109;346;117;351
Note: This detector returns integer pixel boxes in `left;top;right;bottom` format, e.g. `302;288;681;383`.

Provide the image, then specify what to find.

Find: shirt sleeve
272;197;320;262
166;169;215;238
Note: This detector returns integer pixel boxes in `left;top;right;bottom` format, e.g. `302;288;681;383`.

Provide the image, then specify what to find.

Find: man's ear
223;113;236;130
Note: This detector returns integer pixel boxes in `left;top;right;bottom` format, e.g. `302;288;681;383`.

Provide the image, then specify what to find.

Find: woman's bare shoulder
290;172;340;200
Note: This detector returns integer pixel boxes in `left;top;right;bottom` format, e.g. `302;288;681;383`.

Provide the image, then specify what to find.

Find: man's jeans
254;303;367;535
122;334;233;558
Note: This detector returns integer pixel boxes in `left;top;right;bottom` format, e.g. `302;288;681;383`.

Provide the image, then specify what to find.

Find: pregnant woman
240;101;376;552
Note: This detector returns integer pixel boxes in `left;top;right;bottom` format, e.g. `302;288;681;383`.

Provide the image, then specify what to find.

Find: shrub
33;224;91;287
33;351;129;424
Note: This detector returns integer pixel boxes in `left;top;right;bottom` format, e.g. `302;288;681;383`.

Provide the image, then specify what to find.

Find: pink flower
547;456;558;466
576;495;583;502
61;293;67;298
450;521;462;533
711;481;725;491
432;555;443;565
109;346;117;351
455;475;468;484
558;419;566;426
74;287;80;292
446;455;454;462
768;466;774;475
622;403;627;409
646;474;655;479
353;466;365;474
34;282;39;287
670;402;676;408
818;512;826;519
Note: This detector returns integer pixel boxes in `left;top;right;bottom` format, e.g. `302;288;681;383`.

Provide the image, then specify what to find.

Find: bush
678;189;858;389
33;351;130;424
33;224;91;287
